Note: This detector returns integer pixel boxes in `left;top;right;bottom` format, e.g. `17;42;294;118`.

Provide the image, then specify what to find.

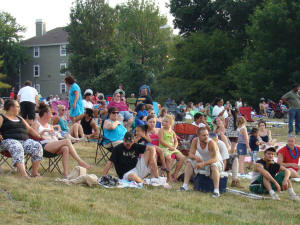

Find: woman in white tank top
32;103;92;177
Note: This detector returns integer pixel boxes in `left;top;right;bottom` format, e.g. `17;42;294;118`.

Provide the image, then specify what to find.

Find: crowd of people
0;76;300;201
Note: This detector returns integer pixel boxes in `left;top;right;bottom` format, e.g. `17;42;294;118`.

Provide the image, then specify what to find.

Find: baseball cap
124;132;134;142
265;147;276;153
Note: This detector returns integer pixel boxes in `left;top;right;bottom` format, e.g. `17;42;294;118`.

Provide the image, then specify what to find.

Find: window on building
34;84;40;93
60;63;67;76
60;44;66;56
33;47;40;58
33;65;40;77
60;83;66;94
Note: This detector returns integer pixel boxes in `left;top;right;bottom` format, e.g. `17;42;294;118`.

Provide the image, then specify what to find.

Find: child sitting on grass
158;114;185;182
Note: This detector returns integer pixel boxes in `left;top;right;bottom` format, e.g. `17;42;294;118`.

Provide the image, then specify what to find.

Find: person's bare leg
143;147;159;178
263;176;272;192
70;123;79;138
171;153;185;180
60;146;69;177
78;124;84;138
238;155;245;174
31;161;41;177
63;139;92;169
231;142;237;154
15;162;29;179
183;161;194;185
289;168;300;178
155;146;167;169
210;165;220;189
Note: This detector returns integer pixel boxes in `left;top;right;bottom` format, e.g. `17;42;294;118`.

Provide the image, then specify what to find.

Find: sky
0;0;177;40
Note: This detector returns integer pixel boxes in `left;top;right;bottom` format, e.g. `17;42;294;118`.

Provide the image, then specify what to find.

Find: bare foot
32;173;42;178
79;162;92;170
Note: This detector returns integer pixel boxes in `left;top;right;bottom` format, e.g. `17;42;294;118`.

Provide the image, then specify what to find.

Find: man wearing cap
277;135;300;178
281;83;300;134
102;132;161;184
250;147;299;201
83;89;94;110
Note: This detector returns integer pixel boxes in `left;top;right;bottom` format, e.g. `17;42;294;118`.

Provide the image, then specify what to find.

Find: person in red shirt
277;135;300;178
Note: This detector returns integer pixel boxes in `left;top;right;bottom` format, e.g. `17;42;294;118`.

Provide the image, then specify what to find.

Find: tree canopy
0;11;28;93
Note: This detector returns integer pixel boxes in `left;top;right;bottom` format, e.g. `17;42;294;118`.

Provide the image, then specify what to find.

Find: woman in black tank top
0;99;43;178
78;108;99;139
258;120;277;147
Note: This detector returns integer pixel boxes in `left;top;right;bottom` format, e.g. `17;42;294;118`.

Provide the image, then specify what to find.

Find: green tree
0;11;27;91
0;58;11;89
228;0;300;106
65;0;119;93
159;30;239;103
115;0;171;95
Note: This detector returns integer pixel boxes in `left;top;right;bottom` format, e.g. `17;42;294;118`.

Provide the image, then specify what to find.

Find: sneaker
270;192;280;200
289;194;300;201
178;186;188;192
212;192;220;198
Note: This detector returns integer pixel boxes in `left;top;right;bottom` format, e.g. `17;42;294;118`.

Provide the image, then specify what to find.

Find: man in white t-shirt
209;133;229;168
82;89;94;109
17;80;39;125
212;98;229;119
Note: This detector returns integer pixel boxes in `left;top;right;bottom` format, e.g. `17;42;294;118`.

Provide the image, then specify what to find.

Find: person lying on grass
102;132;161;185
179;127;224;198
277;135;300;178
249;147;299;201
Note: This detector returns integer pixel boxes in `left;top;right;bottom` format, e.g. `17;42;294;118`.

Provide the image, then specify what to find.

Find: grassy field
1;121;300;225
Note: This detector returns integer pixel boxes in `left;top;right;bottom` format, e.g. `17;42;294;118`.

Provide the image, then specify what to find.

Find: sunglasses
111;111;119;114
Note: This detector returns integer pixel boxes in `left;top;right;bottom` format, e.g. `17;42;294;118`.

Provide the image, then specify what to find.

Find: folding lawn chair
28;136;63;176
39;151;63;176
95;119;114;165
0;150;32;176
174;123;198;156
0;150;15;175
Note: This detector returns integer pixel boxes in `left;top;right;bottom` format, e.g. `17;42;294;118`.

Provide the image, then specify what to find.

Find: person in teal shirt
65;75;84;123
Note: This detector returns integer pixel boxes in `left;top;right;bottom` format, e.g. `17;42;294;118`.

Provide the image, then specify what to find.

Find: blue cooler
194;172;228;193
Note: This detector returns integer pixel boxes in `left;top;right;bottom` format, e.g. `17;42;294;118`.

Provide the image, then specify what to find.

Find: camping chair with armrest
95;119;114;165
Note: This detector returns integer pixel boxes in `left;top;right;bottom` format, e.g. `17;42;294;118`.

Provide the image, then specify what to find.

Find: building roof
21;27;68;47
